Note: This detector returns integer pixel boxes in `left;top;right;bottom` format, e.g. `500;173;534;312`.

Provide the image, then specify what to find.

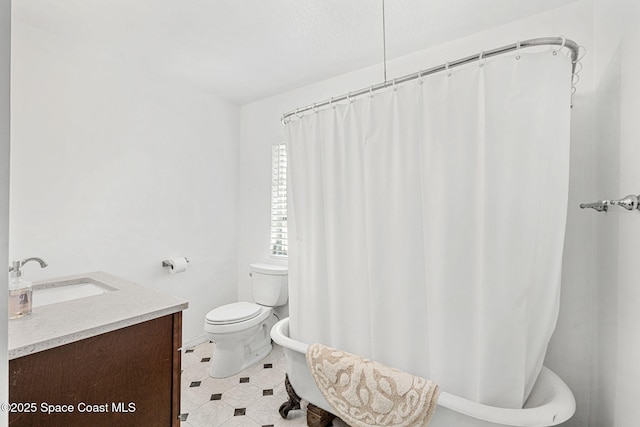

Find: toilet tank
250;263;288;307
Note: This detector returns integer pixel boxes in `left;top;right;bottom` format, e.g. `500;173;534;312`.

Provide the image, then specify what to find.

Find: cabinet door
9;313;182;427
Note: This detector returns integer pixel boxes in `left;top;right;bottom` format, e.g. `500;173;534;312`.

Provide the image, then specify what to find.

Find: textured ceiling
13;0;579;105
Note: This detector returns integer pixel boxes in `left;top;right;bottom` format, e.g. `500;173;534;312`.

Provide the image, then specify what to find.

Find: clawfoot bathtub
271;317;575;427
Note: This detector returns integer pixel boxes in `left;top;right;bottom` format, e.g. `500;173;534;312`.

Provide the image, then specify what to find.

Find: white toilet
204;262;288;378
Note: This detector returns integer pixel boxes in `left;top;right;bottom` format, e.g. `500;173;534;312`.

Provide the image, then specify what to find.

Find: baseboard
180;334;210;351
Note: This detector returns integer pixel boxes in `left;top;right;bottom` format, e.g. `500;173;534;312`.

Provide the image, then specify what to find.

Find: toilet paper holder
162;257;190;268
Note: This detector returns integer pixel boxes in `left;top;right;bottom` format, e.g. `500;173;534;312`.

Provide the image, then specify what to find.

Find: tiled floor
179;341;317;427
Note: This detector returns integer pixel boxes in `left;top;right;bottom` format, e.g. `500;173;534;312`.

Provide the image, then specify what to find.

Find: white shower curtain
286;50;571;409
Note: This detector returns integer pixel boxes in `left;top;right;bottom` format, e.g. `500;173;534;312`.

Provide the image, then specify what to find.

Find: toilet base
208;341;272;378
207;314;277;378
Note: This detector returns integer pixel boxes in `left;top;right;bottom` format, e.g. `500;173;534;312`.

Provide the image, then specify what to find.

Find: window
270;143;287;257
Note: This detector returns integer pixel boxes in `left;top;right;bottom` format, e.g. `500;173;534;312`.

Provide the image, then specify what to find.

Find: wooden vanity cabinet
9;312;182;427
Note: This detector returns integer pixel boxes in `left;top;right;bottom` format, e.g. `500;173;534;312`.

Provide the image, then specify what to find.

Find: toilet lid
205;302;263;325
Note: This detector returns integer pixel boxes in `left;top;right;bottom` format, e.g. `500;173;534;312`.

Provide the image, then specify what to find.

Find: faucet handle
9;257;48;277
8;260;21;273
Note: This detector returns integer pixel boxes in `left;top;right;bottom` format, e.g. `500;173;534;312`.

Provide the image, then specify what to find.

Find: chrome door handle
580;194;639;212
610;194;639;210
579;200;609;212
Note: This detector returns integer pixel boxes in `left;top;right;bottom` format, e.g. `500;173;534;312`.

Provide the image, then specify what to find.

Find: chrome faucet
9;257;48;278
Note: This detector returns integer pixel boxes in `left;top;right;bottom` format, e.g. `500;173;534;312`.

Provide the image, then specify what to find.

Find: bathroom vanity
8;272;188;427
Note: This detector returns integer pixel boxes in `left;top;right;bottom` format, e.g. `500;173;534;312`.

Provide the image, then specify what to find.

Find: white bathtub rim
271;317;576;427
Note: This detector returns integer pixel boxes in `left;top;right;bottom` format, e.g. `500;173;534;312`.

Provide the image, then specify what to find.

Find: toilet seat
204;304;271;335
206;302;263;325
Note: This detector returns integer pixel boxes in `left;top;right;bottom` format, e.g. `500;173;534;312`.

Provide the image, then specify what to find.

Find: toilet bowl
204;263;287;378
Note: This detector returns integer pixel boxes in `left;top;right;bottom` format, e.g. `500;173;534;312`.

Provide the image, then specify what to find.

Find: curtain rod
282;36;580;123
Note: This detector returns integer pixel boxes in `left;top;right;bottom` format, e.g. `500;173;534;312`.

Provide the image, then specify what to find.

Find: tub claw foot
307;403;336;427
279;374;302;419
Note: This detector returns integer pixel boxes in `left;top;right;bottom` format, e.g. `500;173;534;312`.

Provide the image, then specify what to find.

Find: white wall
591;1;640;426
10;21;241;342
0;0;10;425
239;2;597;425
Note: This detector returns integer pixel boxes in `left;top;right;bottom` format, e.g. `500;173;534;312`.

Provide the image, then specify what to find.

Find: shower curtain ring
418;70;424;85
329;97;335;109
369;85;374;98
445;62;451;77
572;73;580;85
573;61;583;74
295;108;302;119
479;51;485;67
516;40;521;60
577;45;587;62
553;36;566;56
393;78;397;91
313;103;318;114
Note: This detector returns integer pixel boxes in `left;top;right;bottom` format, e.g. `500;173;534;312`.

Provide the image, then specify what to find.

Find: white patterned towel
306;343;440;427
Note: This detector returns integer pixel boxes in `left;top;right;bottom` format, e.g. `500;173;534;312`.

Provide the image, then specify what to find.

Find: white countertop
8;271;188;360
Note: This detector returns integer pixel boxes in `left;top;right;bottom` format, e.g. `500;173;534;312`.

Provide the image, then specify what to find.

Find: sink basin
33;279;114;308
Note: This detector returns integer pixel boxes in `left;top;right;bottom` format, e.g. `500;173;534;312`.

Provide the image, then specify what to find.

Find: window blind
270;144;287;257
